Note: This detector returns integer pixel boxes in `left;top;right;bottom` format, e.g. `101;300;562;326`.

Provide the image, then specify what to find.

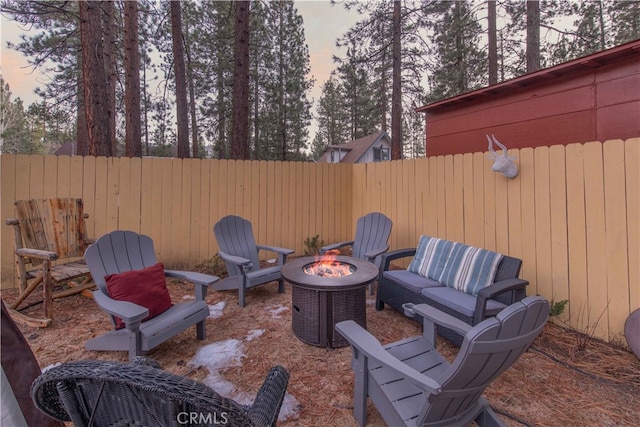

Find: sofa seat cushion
421;287;507;319
383;270;442;293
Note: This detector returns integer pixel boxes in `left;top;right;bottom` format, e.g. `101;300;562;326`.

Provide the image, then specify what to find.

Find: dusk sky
0;1;360;113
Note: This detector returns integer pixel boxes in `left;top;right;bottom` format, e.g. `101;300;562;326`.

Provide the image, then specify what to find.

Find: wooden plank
117;157;136;231
178;159;192;267
43;155;58;197
583;141;609;341
518;148;537;289
105;158;119;233
300;162;311;250
56;155;71;197
625;138;640;310
436;156;447;238
565;143;588;325
81;156;96;239
534;147;552;299
452;154;464;243
471;152;485;248
462;153;475;245
273;161;284;250
69;156;84;198
159;158;174;263
405;159;417;250
506;149;523;262
187;158;202;264
209;160;222;255
28;155;44;198
425;156;438;237
198;159;211;262
139;158;154;238
494;169;509;255
483;155;496;251
92;157;108;239
1;155;17;287
548;145;569;312
602;140;630;341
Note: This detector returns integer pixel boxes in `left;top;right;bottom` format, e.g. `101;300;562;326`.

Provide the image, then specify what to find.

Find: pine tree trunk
124;0;142;157
76;52;88;156
526;1;540;72
231;1;250;160
171;1;190;158
488;0;498;85
391;0;402;160
102;0;117;155
79;0;112;156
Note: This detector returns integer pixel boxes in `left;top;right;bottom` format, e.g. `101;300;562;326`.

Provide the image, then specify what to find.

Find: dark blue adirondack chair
321;212;392;294
84;230;219;360
336;296;549;426
213;215;294;307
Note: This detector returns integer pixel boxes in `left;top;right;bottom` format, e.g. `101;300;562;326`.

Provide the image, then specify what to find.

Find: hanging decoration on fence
486;135;518;179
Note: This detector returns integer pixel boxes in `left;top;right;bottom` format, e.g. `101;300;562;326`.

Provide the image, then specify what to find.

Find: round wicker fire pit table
281;256;378;348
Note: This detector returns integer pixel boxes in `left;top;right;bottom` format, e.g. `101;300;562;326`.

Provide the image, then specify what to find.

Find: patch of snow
267;304;288;318
182;295;195;300
208;301;226;318
188;330;301;422
245;329;264;341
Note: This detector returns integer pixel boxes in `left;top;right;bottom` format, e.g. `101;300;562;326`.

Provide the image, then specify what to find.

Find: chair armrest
473;278;529;324
362;245;389;260
320;241;354;253
247;365;290;427
164;270;219;286
257;245;294;266
256;245;294;256
335;320;443;394
5;218;19;225
92;290;148;326
218;251;252;269
412;303;472;345
16;248;58;261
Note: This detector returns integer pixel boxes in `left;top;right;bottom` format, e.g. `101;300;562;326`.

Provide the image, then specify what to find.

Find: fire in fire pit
303;250;355;277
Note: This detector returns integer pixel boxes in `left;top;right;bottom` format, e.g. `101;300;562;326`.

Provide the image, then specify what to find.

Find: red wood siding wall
424;54;639;156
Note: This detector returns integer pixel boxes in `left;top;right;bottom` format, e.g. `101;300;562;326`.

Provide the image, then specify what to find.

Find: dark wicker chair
31;358;290;427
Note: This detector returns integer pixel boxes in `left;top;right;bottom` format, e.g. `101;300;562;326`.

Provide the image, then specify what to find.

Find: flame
305;250;353;277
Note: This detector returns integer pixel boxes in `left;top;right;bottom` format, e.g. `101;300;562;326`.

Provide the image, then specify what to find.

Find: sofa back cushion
439;243;503;296
407;236;455;281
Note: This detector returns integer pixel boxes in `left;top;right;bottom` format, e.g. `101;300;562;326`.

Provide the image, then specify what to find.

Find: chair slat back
84;231;158;292
214;215;260;275
352;212;392;266
421;296;549;423
15;199;88;264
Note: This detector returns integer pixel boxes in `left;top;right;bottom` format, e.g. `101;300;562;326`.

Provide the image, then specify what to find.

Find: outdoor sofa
375;235;528;345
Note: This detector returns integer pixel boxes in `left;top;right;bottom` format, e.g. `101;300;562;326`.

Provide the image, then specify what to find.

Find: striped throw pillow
407;236;455;280
439;244;503;296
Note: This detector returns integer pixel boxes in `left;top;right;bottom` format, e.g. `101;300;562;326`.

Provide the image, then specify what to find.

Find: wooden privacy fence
1;138;638;344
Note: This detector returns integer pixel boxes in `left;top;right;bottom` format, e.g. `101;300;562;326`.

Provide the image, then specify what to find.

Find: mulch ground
2;271;639;427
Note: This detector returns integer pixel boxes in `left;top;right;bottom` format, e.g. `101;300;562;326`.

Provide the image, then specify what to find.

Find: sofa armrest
378;248;416;282
473;278;529;324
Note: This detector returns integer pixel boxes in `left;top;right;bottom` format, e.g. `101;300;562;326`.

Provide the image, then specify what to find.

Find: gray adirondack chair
84;230;219;360
31;358;290;427
213;215;294;307
320;212;392;294
335;296;549;426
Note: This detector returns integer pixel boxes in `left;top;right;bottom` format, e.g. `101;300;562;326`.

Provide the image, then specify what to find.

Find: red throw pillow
105;262;173;330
